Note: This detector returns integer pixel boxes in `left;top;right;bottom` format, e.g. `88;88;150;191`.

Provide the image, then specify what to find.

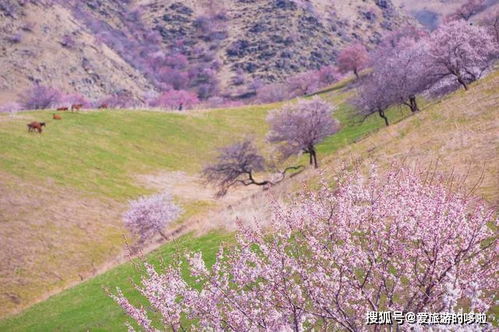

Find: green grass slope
0;232;232;331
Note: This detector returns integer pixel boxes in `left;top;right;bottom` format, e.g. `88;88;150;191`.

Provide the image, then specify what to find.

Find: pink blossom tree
267;97;339;168
352;72;392;126
480;8;499;44
286;71;320;97
111;166;497;331
0;101;22;114
317;65;339;87
427;20;498;90
98;92;139;109
150;90;199;111
256;83;289;104
370;40;433;113
123;192;182;243
58;93;90;108
337;43;369;79
157;67;189;90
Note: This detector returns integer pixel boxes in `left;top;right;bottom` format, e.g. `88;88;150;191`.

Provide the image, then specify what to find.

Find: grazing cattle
27;122;46;133
53;113;62;120
98;103;108;109
57;107;69;111
71;104;83;111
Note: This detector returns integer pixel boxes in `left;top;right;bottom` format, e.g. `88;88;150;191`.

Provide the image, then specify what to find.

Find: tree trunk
248;171;270;186
158;230;169;241
457;76;468;90
378;109;389;126
311;147;318;169
353;68;359;80
309;151;313;166
409;96;420;113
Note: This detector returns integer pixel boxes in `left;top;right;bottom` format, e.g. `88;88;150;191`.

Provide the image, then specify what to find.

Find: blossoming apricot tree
112;167;497;331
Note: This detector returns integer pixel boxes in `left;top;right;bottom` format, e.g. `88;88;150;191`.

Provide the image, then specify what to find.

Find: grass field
0;79;412;320
4;69;496;330
0;232;232;331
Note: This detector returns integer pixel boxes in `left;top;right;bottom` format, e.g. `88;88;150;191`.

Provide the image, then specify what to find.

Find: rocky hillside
140;0;405;89
0;0;407;104
0;0;154;104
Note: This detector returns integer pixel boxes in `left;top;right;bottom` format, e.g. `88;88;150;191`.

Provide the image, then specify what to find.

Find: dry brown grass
0;172;125;318
317;70;499;206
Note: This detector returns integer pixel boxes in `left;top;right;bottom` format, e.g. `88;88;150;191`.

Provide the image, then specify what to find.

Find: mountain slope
0;1;154;104
0;0;407;104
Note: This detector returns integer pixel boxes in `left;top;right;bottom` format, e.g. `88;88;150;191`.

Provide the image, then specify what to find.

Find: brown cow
57;107;69;111
27;122;46;133
71;104;83;111
98;103;108;109
53;113;62;120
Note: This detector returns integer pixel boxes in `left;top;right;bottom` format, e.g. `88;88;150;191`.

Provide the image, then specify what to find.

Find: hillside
0;65;497;329
0;0;154;104
0;73;413;319
0;0;407;104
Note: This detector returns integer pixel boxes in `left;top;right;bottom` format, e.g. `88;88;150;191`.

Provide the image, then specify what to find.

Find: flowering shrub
18;85;62;110
59;93;89;107
256;83;289;103
123;192;182;243
150;90;199;110
60;34;76;48
98;92;139;109
7;33;23;44
0;101;22;113
111;166;497;331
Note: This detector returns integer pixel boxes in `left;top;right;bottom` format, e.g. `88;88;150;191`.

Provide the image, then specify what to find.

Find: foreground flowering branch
112;167;497;331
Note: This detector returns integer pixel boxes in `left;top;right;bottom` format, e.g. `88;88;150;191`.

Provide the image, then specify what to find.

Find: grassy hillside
0;106;273;199
0;232;232;331
0;78;409;319
1;70;497;330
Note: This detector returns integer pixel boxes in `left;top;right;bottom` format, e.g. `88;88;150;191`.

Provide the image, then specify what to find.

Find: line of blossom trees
255;65;341;104
203;97;339;197
0;84;202;112
111;166;498;331
353;20;498;126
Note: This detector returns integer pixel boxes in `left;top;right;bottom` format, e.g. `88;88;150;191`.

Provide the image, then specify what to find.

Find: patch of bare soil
136;170;263;206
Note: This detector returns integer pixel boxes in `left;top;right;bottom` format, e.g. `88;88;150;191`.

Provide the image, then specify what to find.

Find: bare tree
267;97;339;168
203;139;268;197
203;139;303;197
